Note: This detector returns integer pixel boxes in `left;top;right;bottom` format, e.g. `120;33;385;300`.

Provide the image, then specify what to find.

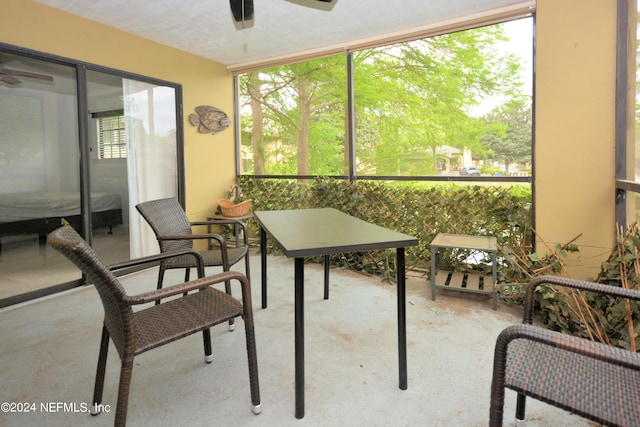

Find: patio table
253;208;418;419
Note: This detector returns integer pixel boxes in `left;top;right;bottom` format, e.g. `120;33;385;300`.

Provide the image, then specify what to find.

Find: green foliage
595;225;640;350
499;241;580;288
239;22;530;177
240;177;639;350
499;224;640;351
239;177;532;281
481;99;532;173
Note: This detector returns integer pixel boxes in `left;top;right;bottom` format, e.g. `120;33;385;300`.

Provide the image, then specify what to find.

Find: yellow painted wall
535;0;617;279
0;0;237;221
1;0;624;280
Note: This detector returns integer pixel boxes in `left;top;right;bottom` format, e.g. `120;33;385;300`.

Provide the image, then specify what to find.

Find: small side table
207;213;253;248
430;233;498;309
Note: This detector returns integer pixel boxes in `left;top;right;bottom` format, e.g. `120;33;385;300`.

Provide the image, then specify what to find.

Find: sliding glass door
0;48;182;307
122;79;178;258
0;52;82;301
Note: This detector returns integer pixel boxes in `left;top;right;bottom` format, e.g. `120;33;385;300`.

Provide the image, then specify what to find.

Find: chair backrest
136;198;194;253
47;226;133;356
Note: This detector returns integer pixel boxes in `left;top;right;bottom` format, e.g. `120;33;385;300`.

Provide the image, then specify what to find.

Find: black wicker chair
136;198;250;308
48;225;261;427
489;275;640;426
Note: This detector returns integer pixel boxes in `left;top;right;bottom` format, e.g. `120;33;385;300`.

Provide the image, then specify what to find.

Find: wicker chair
489;275;640;426
136;197;251;300
47;226;261;427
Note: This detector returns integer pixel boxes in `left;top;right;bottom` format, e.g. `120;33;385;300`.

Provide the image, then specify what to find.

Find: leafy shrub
594;224;640;350
238;177;639;350
238;177;532;280
500;225;639;351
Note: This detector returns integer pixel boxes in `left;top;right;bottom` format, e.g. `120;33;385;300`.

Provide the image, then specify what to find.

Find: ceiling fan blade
230;0;254;22
285;0;337;11
229;0;335;28
0;75;21;85
2;69;54;82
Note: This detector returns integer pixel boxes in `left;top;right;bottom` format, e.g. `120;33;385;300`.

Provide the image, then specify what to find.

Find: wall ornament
189;105;230;135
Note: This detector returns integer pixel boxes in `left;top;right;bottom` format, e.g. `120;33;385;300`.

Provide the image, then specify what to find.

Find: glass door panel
0;52;81;301
123;79;178;258
86;70;130;265
86;73;179;262
0;51;181;307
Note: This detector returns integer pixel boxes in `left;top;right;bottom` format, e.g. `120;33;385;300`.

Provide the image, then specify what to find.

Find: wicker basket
218;199;252;217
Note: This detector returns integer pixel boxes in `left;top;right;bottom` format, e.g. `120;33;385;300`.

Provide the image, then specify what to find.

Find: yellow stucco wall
535;0;617;280
0;0;237;221
1;0;623;279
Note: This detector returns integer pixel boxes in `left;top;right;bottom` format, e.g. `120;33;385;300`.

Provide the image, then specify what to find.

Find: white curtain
123;79;178;258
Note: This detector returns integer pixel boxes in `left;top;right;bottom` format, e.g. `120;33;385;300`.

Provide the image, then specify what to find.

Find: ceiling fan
229;0;337;28
0;63;54;86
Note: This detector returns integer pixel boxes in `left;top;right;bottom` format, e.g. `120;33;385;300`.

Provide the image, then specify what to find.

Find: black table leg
324;254;329;300
260;227;267;309
295;257;305;418
397;247;407;390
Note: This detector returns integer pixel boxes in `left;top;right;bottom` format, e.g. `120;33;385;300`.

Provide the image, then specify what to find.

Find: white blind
227;1;536;75
98;115;127;159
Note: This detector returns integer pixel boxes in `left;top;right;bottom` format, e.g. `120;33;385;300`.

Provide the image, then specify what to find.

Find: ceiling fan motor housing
230;0;254;22
230;0;335;24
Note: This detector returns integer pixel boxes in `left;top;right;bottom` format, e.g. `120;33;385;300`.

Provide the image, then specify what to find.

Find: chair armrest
523;275;640;324
123;270;251;306
156;233;227;246
192;220;249;245
495;323;640;371
490;322;640;427
107;249;205;275
192;219;247;226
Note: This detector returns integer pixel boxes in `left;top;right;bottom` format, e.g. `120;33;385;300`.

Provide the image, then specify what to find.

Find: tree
246;72;265;175
240;22;527;177
241;56;346;176
352;25;524;175
481;99;532;174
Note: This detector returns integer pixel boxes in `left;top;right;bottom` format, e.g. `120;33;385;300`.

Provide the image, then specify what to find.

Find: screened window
353;19;532;178
238;55;347;176
615;0;640;225
237;17;533;180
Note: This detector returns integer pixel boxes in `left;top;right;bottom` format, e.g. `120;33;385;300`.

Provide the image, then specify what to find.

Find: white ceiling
35;0;528;69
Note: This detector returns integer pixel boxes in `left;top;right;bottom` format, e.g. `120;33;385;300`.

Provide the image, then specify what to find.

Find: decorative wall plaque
189;105;230;135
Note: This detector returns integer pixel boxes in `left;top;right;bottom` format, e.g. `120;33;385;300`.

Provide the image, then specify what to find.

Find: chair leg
155;267;167;305
183;268;191;297
91;325;110;416
226;279;236;331
243;314;262;415
245;254;251;283
515;393;526;421
223;264;235;331
114;358;134;427
489;383;506;426
157;267;166;290
203;329;213;363
489;332;508;427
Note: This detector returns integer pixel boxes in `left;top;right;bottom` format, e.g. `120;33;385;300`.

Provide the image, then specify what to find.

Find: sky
469;16;534;117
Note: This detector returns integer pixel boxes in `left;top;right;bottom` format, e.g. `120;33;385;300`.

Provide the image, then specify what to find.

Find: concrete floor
0;254;595;426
